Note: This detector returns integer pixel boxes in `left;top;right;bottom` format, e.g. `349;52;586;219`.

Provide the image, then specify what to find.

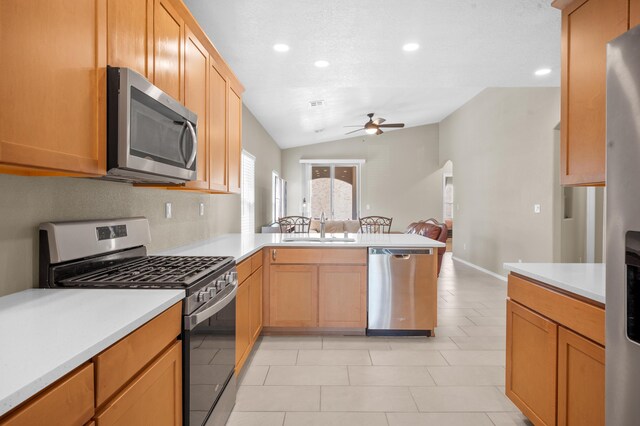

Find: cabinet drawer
251;251;263;273
269;248;366;265
93;302;182;407
508;274;604;345
0;363;94;426
237;257;252;285
94;342;182;426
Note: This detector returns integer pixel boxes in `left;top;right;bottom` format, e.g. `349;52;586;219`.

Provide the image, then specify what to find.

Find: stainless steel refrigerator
606;25;640;426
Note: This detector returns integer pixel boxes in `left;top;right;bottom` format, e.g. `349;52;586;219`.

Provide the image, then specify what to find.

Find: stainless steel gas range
39;217;237;426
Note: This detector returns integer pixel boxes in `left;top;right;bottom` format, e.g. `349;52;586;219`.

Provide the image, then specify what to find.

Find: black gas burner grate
60;256;232;288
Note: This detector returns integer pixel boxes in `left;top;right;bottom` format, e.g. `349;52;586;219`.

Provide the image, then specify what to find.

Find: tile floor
227;254;532;426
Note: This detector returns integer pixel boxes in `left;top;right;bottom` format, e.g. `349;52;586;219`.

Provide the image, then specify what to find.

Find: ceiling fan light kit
344;112;405;136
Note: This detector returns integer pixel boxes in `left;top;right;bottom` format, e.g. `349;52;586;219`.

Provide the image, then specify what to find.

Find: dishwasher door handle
393;254;411;260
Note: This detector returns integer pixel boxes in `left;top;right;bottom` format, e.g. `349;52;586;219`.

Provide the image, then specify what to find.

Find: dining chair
277;216;311;233
359;216;393;234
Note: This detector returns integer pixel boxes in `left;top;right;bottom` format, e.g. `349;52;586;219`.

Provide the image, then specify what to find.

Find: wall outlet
534;204;541;214
165;202;172;219
199;203;205;216
366;204;371;210
518;259;522;263
463;243;467;250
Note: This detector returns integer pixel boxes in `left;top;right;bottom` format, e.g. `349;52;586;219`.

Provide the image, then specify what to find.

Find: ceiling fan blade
372;118;386;125
376;128;383;135
345;128;365;135
378;123;405;128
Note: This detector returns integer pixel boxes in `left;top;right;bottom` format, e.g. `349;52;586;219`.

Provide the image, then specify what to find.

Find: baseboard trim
451;256;508;282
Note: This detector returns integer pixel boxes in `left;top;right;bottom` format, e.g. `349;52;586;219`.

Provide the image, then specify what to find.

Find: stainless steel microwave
106;66;198;184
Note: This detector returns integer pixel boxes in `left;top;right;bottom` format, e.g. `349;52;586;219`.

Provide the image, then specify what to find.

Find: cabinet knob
272;249;277;261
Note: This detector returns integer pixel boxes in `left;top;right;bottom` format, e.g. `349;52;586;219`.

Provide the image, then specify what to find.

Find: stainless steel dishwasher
367;247;435;336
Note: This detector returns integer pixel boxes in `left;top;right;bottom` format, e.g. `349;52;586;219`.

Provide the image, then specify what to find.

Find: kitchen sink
281;237;356;243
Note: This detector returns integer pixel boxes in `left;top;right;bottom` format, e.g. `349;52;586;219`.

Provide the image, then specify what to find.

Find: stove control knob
216;279;226;290
208;287;216;297
229;272;238;283
197;290;210;302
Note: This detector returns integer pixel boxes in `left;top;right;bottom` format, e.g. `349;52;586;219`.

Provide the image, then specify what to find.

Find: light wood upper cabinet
269;265;318;327
250;267;264;341
182;26;209;190
227;87;243;194
153;0;183;103
209;61;229;192
506;300;557;426
107;0;152;78
556;0;629;185
632;0;640;27
0;0;106;176
318;265;367;328
557;327;605;426
94;342;182;426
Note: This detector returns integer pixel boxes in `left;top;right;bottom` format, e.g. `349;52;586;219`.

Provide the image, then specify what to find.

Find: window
301;160;364;220
272;172;286;222
241;150;255;234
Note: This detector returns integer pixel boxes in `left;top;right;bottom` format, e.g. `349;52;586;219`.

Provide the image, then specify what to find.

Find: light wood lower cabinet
557;327;605;426
0;363;94;426
235;252;264;373
249;268;264;341
319;265;367;328
269;265;319;327
235;279;251;366
506;274;605;426
506;300;557;426
94;341;182;426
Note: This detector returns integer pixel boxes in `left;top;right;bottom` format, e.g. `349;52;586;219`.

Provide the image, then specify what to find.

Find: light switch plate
165;202;172;219
534;204;541;214
199;203;205;216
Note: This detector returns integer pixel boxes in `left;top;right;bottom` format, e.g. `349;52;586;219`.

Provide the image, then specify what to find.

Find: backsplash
0;174;240;296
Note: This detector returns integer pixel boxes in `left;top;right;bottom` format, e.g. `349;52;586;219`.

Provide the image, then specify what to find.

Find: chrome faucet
320;211;326;238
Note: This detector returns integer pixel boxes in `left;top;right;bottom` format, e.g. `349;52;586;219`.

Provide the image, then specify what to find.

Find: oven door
107;66;198;182
183;284;237;426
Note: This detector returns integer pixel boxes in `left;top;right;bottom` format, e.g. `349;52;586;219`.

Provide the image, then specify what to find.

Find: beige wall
439;87;561;276
282;124;443;232
243;105;282;229
0;105;280;296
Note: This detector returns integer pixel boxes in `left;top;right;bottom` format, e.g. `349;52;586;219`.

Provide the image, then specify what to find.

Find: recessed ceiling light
273;43;290;52
402;43;420;52
314;60;330;68
535;68;552;76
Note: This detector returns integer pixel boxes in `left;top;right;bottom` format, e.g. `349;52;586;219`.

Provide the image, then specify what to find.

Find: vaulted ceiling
185;0;561;148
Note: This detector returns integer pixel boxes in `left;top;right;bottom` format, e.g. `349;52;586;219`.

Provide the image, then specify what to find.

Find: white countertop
0;288;184;416
503;263;605;304
158;232;445;261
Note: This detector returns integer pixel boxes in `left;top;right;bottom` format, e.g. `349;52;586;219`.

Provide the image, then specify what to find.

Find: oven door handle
184;285;237;330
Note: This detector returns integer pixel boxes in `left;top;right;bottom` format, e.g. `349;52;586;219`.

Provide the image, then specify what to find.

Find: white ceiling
185;0;561;149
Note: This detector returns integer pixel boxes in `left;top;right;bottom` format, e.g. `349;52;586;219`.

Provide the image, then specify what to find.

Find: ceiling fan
344;113;405;135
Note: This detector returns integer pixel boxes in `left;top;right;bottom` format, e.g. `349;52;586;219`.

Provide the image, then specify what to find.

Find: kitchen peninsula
161;233;445;371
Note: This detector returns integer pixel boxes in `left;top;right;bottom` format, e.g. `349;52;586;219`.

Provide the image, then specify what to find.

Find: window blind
241;150;256;234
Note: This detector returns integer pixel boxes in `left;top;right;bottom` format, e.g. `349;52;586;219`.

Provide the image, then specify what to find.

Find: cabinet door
107;0;152;78
632;0;640;28
209;60;228;192
557;327;605;426
227;87;242;194
0;0;106;176
318;265;367;328
560;0;628;185
153;0;183;102
236;279;251;366
270;265;318;327
506;300;557;426
94;342;181;426
250;267;263;341
182;27;209;190
0;364;94;426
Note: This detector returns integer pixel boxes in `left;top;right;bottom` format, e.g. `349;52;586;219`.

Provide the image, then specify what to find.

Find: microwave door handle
185;121;198;169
